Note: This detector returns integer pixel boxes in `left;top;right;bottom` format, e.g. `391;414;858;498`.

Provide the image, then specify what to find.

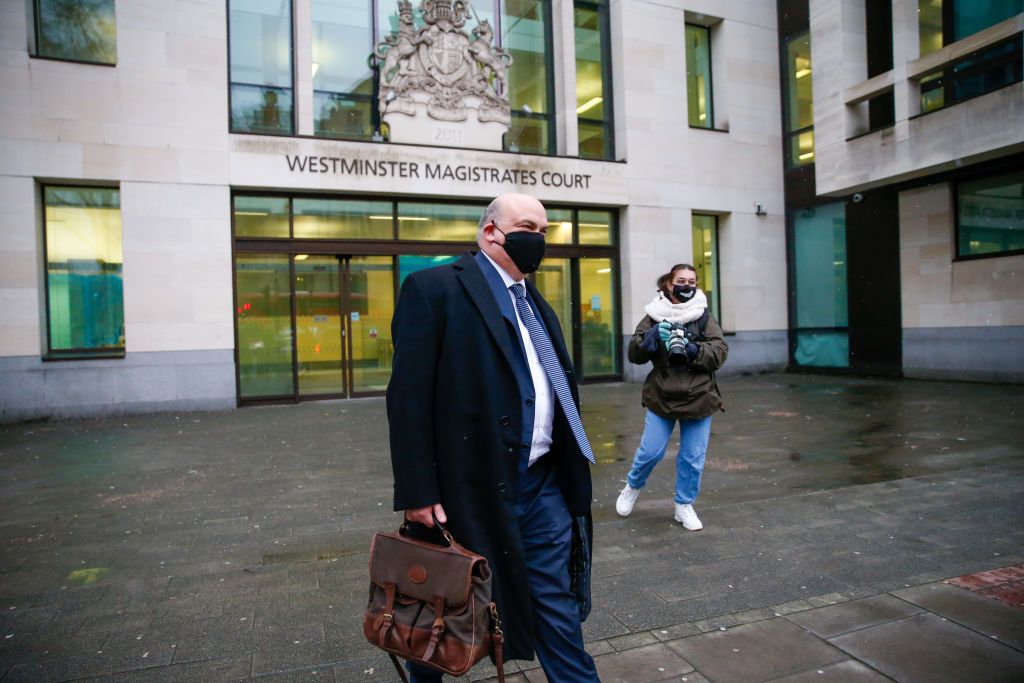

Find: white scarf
644;290;708;325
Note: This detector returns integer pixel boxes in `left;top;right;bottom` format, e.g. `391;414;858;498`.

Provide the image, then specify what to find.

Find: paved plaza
1;373;1022;682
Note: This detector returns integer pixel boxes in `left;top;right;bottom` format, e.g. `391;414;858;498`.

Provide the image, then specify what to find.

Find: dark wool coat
386;252;594;662
628;313;729;419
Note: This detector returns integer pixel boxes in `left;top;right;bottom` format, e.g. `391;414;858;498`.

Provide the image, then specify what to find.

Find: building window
232;196;619;401
575;0;614;159
685;24;713;129
918;0;1024;114
691;214;720;321
791;202;848;368
313;0;377;140
33;0;116;64
864;0;895;131
229;0;294;135
43;186;124;357
784;31;814;167
502;0;556;154
957;169;1024;258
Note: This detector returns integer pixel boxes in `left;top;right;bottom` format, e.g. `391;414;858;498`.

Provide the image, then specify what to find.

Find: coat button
507;446;514;453
499;415;511;426
525;398;534;407
497;482;507;493
522;443;530;451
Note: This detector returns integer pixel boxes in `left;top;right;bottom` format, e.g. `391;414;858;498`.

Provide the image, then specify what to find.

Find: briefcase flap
368;532;479;607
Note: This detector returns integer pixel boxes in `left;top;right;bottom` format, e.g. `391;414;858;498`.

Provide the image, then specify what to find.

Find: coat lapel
455;253;526;378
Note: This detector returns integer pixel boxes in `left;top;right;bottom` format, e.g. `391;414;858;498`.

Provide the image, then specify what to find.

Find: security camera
852;193;864;203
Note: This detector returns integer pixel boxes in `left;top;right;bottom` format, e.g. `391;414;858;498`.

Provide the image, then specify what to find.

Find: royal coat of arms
374;0;512;146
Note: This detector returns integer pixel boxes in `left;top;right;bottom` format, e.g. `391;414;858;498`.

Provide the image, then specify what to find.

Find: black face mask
494;224;546;274
673;284;696;302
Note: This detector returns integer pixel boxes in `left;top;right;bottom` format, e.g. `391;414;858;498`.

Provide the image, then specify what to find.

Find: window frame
574;0;615;159
40;182;126;361
952;168;1024;261
226;0;297;137
782;30;814;168
684;22;715;130
691;213;722;324
31;0;118;66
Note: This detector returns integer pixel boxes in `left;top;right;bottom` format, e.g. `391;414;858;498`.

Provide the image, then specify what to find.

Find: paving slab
829;612;1024;683
665;618;847;683
591;642;694;682
785;594;923;639
891;582;1024;652
765;659;893;682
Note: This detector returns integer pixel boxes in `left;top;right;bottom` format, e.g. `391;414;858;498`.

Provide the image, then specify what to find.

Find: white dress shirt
482;251;554;466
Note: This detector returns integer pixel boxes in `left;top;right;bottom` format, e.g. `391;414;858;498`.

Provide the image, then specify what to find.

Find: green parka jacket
627;312;728;420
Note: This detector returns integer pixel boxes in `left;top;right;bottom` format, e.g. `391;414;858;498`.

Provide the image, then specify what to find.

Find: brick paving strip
0;375;1022;681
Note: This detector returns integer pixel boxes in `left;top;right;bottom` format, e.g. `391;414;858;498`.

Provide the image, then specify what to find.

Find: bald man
387;194;599;682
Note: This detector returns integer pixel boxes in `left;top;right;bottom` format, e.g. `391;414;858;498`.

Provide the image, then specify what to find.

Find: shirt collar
481;250;523;289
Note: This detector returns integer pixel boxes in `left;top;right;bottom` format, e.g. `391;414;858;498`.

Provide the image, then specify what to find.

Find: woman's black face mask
673;284;696;302
494;223;546;274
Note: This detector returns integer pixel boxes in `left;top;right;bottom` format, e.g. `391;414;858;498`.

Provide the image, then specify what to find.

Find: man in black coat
387;193;599;682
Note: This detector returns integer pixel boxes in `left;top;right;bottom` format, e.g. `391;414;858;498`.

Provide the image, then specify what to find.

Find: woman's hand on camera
657;321;672;342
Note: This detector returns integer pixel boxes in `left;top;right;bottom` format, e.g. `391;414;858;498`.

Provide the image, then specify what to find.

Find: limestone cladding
899;184;1024;330
0;0;789;415
809;0;1024;197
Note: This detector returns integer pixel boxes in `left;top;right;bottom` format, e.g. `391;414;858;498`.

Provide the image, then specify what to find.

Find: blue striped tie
511;283;596;464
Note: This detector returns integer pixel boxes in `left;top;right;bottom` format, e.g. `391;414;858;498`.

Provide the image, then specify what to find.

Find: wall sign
284;155;592;189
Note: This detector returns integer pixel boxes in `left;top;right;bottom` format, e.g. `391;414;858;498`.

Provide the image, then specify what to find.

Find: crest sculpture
374;0;513;149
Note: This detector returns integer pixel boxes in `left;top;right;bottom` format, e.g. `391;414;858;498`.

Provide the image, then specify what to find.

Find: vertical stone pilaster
552;0;579;156
891;0;920;122
295;0;314;136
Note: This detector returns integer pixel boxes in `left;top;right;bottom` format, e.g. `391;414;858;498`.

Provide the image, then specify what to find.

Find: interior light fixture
368;215;394;220
795;68;812;79
234;211;269;216
596;268;611;274
798;151;815;160
576;97;603;115
295;254;309;261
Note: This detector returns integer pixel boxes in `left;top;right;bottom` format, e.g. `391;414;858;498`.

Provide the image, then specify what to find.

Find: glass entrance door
236;254;396;402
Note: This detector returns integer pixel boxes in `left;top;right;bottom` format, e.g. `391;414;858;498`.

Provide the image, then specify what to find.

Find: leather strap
377;582;397;646
490;603;505;683
388;652;409;683
420;596;447;663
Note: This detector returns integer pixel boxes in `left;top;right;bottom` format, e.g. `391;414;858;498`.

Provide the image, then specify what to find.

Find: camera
666;324;694;364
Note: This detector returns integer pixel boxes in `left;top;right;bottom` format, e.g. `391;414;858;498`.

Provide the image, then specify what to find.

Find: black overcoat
386;251;594;661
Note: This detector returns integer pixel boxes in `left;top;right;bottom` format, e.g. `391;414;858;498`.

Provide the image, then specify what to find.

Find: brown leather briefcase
363;521;505;682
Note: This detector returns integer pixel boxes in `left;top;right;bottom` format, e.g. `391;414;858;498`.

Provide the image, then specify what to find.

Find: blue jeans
626;410;713;505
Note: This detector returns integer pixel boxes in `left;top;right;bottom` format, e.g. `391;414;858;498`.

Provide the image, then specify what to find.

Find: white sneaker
674;503;703;530
616;485;641;517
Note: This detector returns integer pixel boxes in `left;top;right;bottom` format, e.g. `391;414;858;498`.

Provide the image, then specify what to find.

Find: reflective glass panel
229;0;293;134
685;24;713;128
234;196;290;238
295;256;344;396
293;198;393;239
313;0;374;95
396;203;484;241
952;0;1022;40
44;186;123;352
574;3;609;159
503;0;552;153
533;258;573;355
785;33;813;132
578;121;608;161
793;202;848;368
691;214;719;321
578;209;613;245
957;170;1024;257
236;254;295;397
918;0;944;56
314;93;374;139
398;254;459;285
789;129;815;166
36;0;116;64
349;256;395;393
578;257;617;376
546;208;573;245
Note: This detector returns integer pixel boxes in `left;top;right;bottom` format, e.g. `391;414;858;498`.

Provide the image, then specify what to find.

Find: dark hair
656;263;697;293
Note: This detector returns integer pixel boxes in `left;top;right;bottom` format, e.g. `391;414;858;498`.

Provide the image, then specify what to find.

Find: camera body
666;323;695;364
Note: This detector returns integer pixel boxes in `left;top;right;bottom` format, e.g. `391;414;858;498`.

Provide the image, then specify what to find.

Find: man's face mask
673;284;696;301
494;223;546;274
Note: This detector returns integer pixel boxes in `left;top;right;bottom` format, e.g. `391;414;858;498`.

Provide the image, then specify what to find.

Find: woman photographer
615;263;728;529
